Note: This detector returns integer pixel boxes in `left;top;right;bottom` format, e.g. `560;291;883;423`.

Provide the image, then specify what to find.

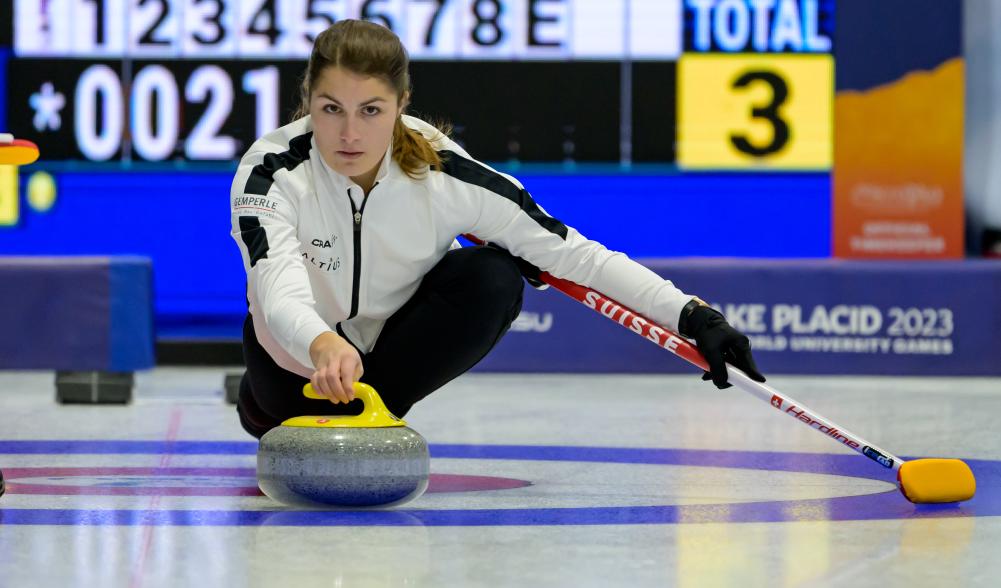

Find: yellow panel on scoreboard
678;54;833;170
0;166;19;226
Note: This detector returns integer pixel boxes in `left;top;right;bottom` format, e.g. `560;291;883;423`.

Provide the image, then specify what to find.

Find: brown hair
292;20;448;178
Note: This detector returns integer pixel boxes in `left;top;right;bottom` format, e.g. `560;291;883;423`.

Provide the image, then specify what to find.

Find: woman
231;20;764;438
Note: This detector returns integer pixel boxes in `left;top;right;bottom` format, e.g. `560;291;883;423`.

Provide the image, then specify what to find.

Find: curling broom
465;235;976;503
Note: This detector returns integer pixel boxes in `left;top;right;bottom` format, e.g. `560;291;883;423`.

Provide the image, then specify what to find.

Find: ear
399;91;410;115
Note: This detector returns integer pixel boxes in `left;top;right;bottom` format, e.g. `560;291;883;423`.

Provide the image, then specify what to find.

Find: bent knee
464;246;524;300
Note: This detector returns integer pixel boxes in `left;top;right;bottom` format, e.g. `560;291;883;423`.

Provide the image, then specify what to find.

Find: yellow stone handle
286;381;405;428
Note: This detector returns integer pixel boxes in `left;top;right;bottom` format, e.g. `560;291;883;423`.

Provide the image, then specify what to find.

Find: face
309;66;405;184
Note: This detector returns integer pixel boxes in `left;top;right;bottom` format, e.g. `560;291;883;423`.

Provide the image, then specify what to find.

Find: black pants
237;245;524;438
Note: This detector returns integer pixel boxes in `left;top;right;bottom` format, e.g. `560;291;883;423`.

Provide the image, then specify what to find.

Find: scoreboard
5;0;833;168
679;0;833;168
14;0;683;60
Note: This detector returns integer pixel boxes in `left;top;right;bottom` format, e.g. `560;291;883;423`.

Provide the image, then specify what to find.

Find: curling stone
257;382;429;508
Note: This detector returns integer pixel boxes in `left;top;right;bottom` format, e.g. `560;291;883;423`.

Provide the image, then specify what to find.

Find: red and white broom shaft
463;235;905;473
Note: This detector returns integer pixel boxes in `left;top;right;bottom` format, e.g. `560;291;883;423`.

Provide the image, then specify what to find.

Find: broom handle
464;234;905;472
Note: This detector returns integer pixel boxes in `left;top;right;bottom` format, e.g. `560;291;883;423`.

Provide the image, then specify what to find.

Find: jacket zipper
346;185;374;320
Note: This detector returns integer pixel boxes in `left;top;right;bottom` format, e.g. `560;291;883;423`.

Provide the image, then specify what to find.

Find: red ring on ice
1;467;531;497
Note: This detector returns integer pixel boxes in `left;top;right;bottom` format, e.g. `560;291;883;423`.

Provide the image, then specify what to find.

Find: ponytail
392;116;450;179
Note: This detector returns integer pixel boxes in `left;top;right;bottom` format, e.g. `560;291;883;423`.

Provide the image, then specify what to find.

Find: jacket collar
310;129;403;197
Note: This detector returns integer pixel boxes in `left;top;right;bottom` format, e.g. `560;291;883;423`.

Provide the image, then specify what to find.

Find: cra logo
310;235;338;248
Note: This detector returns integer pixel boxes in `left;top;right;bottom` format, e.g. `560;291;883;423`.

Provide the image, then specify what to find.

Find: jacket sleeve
441;151;696;333
230;148;331;368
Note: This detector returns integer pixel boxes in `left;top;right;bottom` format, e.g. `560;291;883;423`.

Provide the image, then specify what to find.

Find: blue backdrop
0;167;830;338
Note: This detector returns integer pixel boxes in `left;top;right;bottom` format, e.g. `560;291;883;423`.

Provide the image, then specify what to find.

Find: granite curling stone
257;382;430;508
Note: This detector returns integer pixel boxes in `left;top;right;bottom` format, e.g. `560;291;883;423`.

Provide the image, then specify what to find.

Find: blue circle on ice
0;441;996;526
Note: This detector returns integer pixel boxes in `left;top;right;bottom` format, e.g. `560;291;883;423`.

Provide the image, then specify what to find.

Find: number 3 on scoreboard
677;54;833;170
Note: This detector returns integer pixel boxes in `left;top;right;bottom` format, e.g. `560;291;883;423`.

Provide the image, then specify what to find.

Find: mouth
337;150;364;160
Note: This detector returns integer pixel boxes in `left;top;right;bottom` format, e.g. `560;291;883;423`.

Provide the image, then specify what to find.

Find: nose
340;116;361;144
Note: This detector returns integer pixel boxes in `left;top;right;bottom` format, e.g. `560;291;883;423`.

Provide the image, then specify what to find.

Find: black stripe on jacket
244;132;314;196
437;150;569;240
239;216;269;268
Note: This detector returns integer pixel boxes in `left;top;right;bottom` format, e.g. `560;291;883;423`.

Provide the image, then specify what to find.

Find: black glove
678;299;766;389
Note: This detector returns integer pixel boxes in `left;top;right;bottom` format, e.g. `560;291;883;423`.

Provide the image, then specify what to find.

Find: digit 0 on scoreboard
677;54;832;169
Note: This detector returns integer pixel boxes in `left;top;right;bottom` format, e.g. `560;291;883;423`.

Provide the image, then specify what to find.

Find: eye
322;104;341;114
362;105;382;116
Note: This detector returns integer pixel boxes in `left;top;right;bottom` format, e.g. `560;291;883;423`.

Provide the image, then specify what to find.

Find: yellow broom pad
898;459;976;504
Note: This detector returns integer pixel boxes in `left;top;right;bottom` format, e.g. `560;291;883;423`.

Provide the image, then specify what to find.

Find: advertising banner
478;258;1001;376
833;0;964;258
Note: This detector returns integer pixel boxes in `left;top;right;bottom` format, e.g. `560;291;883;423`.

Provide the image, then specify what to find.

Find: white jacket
230;115;694;378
